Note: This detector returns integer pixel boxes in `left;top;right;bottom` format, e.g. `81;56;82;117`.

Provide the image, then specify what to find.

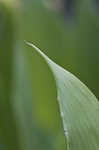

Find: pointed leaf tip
26;42;99;150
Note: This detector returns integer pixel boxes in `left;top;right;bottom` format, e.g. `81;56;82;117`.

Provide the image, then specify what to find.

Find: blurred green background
0;0;99;150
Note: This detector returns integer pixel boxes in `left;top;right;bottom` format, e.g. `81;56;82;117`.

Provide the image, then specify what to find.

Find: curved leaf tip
25;41;99;150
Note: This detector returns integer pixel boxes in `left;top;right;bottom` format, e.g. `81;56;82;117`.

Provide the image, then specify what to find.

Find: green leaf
25;41;99;150
0;4;19;150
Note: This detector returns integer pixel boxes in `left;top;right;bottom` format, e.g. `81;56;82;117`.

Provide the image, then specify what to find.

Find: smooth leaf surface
26;41;99;150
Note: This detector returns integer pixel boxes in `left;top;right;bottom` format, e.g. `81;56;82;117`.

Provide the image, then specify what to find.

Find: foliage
26;41;99;150
0;0;99;150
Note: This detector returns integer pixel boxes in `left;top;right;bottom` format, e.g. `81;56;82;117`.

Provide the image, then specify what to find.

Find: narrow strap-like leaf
25;41;99;150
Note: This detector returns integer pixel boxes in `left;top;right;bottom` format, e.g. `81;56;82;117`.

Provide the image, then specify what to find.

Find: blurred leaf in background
0;3;19;149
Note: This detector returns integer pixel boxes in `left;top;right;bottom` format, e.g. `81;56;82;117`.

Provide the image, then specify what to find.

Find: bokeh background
0;0;99;150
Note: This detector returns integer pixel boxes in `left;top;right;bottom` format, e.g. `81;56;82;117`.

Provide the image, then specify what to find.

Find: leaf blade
26;41;99;150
